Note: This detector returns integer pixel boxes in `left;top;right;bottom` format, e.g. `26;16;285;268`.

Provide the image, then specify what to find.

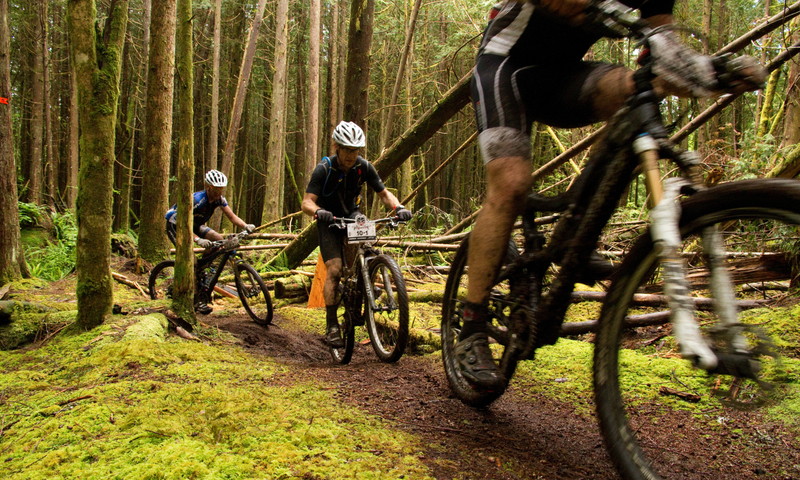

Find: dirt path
203;312;621;479
201;311;800;480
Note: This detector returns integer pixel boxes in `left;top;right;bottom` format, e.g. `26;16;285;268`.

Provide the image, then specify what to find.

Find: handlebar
208;230;250;251
328;215;406;230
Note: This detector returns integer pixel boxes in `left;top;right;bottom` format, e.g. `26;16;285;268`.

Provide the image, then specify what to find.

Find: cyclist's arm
302;192;322;217
220;204;248;230
376;188;402;211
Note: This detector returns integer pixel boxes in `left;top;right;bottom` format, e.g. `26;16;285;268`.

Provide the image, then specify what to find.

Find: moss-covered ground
3;265;800;479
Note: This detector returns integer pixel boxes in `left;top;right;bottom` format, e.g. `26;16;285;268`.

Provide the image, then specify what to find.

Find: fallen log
570;291;768;310
274;274;312;299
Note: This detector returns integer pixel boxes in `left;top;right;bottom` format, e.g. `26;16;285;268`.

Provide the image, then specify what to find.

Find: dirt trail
200;313;639;479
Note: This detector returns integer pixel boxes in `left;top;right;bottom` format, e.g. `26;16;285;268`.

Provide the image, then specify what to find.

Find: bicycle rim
441;235;521;407
594;179;800;479
234;262;273;325
365;255;409;362
148;260;176;300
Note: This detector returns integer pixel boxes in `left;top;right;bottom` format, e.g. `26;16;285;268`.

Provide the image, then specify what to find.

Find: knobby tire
365;254;410;363
594;179;800;480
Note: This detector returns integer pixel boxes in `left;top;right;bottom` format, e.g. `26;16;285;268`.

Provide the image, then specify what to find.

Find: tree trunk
263;0;290;223
781;17;800;149
206;0;221;171
0;0;26;283
343;0;374;127
303;0;321;228
379;0;422;154
138;0;176;264
65;46;79;209
218;0;268;191
172;0;196;323
68;0;129;329
41;0;56;208
26;0;45;204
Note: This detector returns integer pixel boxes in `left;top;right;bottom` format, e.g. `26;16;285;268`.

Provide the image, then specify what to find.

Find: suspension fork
639;135;744;371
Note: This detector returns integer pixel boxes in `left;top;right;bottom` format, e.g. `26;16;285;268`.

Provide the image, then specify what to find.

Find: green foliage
24;210;78;282
17;201;43;227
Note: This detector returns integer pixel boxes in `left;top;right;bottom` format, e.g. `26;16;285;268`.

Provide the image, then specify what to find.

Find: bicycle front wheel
148;260;176;300
365;254;409;363
234;262;273;325
330;283;359;364
594;179;800;480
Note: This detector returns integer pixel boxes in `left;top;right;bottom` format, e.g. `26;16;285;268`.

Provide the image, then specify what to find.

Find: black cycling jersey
305;155;385;219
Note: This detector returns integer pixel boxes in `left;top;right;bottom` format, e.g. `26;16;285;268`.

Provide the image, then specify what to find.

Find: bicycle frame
195;233;248;298
335;216;402;315
501;2;747;373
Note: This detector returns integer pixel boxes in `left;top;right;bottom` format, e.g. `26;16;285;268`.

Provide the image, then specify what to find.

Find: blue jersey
165;190;229;226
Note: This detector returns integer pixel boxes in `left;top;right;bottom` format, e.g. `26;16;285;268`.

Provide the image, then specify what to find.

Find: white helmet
332;121;366;148
204;169;228;187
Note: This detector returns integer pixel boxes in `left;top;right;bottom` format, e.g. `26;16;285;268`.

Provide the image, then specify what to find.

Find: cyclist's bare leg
323;258;343;306
323;257;345;347
466;156;533;306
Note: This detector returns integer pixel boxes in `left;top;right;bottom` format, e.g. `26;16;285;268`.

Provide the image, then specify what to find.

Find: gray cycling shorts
471;54;617;163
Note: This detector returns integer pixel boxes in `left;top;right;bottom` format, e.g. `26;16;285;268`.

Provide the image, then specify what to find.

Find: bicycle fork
637;135;760;379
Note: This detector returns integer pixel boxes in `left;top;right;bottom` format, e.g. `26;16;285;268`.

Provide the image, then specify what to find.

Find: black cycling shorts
165;219;212;246
316;221;346;262
471;53;617;162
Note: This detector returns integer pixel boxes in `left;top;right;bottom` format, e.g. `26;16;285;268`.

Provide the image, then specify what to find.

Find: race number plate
346;216;376;243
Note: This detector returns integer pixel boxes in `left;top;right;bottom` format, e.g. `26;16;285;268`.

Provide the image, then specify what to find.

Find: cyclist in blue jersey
164;170;256;313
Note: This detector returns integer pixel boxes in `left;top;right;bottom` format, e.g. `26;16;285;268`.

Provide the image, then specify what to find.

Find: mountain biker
164;169;256;314
302;121;412;347
458;0;767;391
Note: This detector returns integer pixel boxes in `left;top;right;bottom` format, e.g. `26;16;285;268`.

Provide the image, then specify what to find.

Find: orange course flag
307;255;326;308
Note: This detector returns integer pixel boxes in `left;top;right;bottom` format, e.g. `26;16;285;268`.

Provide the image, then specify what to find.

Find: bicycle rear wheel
441;234;522;407
148;260;176;300
594;179;800;479
365;254;409;362
234;261;273;325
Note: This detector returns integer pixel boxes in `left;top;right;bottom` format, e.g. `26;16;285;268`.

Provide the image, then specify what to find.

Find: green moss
0;327;434;480
121;314;168;341
0;310;78;350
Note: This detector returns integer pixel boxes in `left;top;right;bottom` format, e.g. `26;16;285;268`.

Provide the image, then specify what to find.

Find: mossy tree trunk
0;0;27;284
172;0;195;323
68;0;129;330
138;0;176;264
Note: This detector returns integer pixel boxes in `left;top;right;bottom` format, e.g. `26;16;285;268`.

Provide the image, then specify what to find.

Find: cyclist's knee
486;157;534;204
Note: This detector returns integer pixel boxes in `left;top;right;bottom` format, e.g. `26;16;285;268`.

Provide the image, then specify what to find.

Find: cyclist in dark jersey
302;121;412;347
165;170;256;314
458;0;766;390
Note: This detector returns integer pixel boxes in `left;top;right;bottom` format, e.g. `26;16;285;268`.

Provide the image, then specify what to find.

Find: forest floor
204;307;800;480
2;256;800;479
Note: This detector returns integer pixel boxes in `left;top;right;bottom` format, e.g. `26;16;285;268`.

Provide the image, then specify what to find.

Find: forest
1;0;800;478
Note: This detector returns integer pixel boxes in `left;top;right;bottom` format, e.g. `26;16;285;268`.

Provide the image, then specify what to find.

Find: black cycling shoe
575;251;616;285
326;325;345;348
455;332;506;391
194;302;213;315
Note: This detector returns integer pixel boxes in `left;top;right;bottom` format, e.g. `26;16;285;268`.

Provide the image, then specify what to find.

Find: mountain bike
441;1;800;478
148;231;273;325
328;214;410;364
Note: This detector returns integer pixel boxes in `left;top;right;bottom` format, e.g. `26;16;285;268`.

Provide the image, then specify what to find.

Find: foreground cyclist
301;121;412;347
458;0;766;390
164;169;256;314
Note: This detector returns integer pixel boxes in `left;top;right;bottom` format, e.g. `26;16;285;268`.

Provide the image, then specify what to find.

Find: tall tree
68;0;129;329
138;0;176;263
304;0;321;210
262;0;290;222
206;0;222;172
343;0;374;128
782;17;800;149
0;0;27;283
25;0;45;204
172;0;195;321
